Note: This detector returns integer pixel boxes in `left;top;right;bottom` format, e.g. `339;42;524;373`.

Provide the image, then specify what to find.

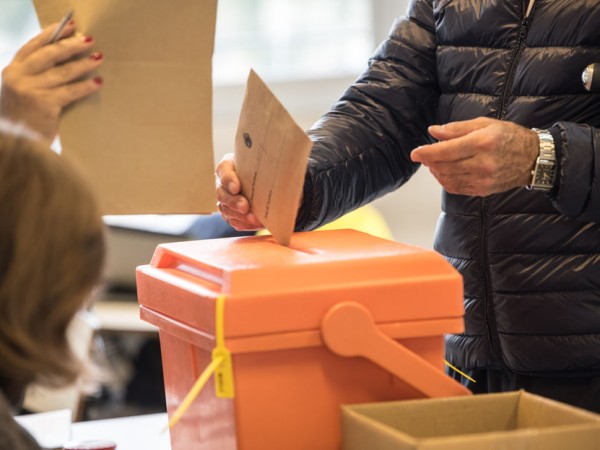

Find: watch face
534;161;555;187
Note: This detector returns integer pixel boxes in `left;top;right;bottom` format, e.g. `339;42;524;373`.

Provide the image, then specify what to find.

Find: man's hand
411;117;539;196
215;153;264;231
0;21;104;145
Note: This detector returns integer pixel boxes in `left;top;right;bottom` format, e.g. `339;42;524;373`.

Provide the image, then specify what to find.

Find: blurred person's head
0;120;105;405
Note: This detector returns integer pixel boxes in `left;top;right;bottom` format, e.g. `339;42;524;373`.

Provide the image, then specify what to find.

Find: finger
427;160;482;178
228;210;263;230
219;203;263;230
215;154;241;195
39;52;104;88
216;185;251;214
428;169;486;197
227;217;263;232
20;35;96;75
428;117;495;141
429;160;499;196
219;201;250;220
14;21;77;61
411;134;479;164
53;76;103;107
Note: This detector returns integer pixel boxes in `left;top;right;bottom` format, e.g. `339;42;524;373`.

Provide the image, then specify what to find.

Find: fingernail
228;181;237;193
89;52;103;61
93;76;103;85
81;35;93;43
68;19;75;26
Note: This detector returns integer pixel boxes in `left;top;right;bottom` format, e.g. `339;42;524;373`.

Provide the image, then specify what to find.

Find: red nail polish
94;76;103;85
90;52;103;61
82;35;93;43
68;19;75;26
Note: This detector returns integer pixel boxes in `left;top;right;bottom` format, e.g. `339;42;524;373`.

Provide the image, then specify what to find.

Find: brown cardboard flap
346;392;520;438
33;1;217;214
342;391;600;450
517;390;600;428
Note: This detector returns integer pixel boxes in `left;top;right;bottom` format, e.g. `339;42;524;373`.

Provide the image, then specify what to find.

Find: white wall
213;74;442;249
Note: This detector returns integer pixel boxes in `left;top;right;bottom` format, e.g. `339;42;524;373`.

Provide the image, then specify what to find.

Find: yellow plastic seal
166;294;235;431
213;294;235;398
444;360;476;383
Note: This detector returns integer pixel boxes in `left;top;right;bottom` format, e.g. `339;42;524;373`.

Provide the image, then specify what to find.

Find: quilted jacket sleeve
295;0;439;232
550;122;600;222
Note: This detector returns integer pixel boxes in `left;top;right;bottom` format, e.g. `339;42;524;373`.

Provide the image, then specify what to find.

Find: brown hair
0;123;105;392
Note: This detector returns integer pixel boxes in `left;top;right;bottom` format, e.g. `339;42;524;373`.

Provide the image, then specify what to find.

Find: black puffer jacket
295;0;600;376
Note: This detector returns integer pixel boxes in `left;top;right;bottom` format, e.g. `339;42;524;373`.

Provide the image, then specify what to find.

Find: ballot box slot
260;238;320;255
174;262;224;289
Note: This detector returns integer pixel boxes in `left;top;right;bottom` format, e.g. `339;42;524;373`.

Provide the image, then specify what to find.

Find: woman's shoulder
0;392;42;450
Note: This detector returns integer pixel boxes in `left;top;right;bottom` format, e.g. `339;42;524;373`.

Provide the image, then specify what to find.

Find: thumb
429;117;494;140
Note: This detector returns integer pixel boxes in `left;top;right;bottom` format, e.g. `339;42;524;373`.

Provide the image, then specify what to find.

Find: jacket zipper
497;3;532;119
483;1;534;371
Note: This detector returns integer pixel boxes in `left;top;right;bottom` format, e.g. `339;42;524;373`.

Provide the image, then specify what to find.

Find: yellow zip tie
212;294;235;398
165;356;223;431
444;360;477;383
164;294;235;432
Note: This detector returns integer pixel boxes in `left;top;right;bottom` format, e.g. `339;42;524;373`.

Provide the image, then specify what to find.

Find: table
92;299;157;333
71;413;170;450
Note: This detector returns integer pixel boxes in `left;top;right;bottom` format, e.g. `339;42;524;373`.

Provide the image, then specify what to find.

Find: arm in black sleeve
550;122;600;222
295;0;440;232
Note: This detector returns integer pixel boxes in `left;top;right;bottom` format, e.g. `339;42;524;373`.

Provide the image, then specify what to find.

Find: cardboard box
136;229;470;450
342;390;600;450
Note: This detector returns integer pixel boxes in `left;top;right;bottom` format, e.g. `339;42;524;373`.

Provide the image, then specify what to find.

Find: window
214;0;374;84
0;1;388;85
0;1;39;71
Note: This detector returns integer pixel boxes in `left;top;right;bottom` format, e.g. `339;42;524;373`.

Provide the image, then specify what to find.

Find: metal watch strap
534;128;555;161
526;128;556;191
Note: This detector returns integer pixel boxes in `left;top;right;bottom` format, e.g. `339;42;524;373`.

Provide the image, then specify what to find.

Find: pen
47;10;75;44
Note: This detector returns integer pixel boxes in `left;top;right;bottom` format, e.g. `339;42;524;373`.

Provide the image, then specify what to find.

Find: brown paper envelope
32;0;217;214
234;70;312;246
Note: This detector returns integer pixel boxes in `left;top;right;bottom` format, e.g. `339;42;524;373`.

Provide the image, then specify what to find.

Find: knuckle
445;184;459;195
1;65;11;81
61;80;95;103
1;65;19;87
56;63;73;80
482;178;495;191
479;133;496;150
479;159;495;176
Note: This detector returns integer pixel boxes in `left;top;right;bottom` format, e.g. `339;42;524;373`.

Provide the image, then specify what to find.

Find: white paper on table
15;408;72;448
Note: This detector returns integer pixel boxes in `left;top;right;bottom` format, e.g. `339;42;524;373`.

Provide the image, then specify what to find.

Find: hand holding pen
0;11;104;144
48;10;75;44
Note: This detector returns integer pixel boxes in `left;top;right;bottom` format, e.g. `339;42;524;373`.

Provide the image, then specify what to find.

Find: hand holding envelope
216;70;312;246
230;70;312;246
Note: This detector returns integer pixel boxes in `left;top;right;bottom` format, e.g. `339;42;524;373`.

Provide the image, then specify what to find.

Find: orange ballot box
136;229;471;450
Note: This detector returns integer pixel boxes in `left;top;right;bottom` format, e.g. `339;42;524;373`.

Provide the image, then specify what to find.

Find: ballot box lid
136;229;464;341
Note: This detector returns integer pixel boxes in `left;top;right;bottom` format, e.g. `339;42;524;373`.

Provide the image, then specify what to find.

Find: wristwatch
526;128;556;191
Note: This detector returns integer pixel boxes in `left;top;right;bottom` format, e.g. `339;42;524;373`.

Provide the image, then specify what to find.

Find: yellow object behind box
258;204;394;240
